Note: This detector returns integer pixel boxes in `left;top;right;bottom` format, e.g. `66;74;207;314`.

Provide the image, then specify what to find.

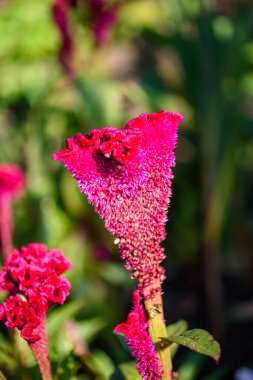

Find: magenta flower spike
0;243;71;380
53;111;183;295
53;110;183;378
0;164;25;258
114;289;163;379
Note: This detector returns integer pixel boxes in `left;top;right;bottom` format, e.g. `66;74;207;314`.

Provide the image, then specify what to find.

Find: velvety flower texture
0;243;71;343
53;111;183;294
114;290;163;379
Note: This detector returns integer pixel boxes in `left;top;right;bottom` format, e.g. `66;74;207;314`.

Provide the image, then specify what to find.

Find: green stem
143;279;172;380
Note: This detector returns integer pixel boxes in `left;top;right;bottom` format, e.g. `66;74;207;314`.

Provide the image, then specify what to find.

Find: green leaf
110;362;140;380
166;320;188;358
0;351;17;370
176;352;205;380
77;317;106;343
83;350;115;380
166;319;188;336
119;363;140;380
161;329;221;362
54;354;78;380
47;300;83;337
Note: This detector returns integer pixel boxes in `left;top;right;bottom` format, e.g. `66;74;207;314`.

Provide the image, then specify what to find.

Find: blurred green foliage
0;0;253;379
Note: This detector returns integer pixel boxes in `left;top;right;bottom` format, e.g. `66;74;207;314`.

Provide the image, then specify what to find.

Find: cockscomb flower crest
0;243;71;343
53;111;183;296
114;289;163;379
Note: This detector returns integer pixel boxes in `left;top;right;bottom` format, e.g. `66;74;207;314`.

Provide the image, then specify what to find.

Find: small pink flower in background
0;243;71;343
87;0;118;45
52;0;74;77
0;164;25;258
114;290;163;379
0;164;24;196
52;0;118;76
53;111;183;296
0;243;71;379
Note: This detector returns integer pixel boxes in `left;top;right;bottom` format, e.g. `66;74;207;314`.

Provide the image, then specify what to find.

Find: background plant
0;0;253;379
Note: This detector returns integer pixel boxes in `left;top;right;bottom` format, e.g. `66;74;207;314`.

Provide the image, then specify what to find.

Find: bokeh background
0;0;253;379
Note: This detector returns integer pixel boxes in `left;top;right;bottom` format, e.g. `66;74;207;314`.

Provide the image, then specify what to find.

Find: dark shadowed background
0;0;253;379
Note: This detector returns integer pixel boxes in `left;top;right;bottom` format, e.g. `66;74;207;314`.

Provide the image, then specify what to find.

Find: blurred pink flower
52;0;74;77
0;164;25;258
0;243;71;343
87;0;118;45
53;111;183;295
52;0;118;76
0;164;24;196
114;289;163;379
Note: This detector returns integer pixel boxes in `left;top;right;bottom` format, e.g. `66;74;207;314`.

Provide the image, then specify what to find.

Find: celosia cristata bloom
114;290;163;379
53;111;183;295
0;243;71;343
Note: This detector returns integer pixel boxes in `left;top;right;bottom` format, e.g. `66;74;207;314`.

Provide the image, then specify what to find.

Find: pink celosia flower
0;243;71;343
0;164;25;258
53;111;183;295
52;0;118;76
87;0;118;45
114;289;163;379
52;0;74;77
0;164;24;196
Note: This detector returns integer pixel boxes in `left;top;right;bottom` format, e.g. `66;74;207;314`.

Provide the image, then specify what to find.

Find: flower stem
143;279;173;380
29;320;52;380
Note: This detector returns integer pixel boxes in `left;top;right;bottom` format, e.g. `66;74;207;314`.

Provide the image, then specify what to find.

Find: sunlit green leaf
161;329;221;362
83;350;115;380
110;362;140;380
165;319;188;357
78;317;106;343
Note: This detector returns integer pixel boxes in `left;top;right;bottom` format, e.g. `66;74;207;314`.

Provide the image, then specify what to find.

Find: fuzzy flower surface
114;290;163;379
53;111;183;293
0;164;25;197
0;243;71;343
